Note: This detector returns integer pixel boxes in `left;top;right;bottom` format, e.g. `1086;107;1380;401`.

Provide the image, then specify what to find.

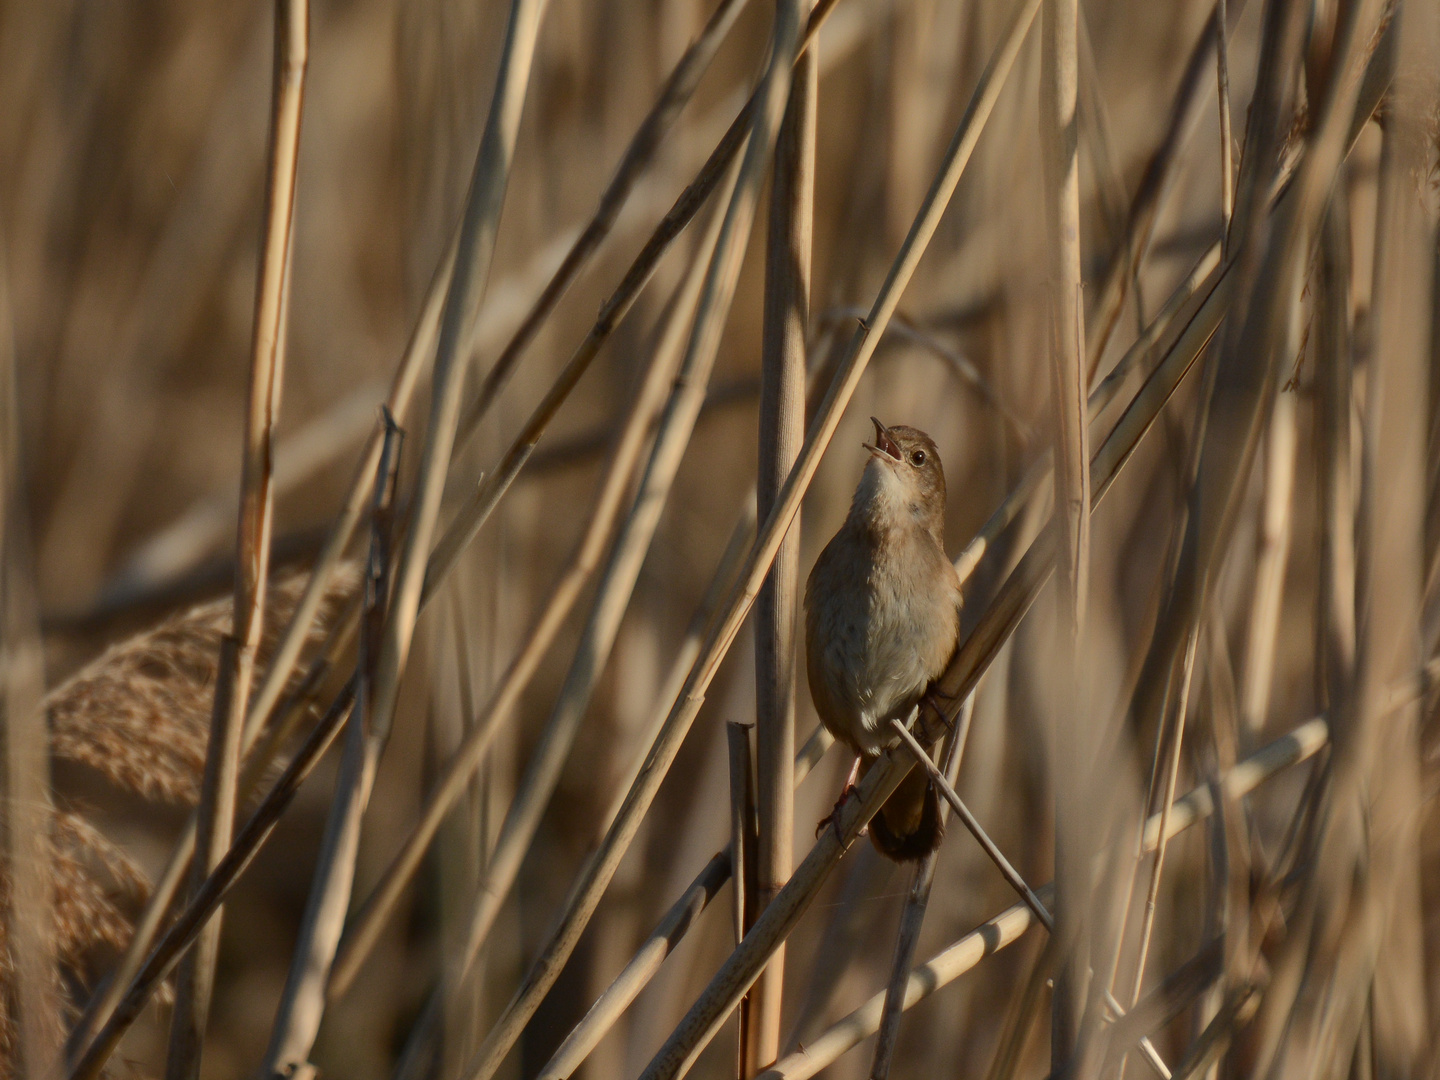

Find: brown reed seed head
46;565;358;806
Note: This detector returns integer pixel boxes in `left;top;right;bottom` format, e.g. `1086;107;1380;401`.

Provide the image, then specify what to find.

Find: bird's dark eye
910;450;926;467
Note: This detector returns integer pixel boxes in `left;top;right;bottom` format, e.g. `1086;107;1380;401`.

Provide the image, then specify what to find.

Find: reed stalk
750;7;816;1066
164;3;307;1074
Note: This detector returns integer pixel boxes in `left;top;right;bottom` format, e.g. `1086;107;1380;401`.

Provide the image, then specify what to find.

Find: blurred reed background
1;0;1438;1078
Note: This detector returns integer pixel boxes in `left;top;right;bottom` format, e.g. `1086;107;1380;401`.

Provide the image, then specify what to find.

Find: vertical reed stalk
164;3;308;1076
0;245;60;1080
1215;0;1234;254
751;10;816;1068
1041;0;1089;1066
1238;384;1297;736
727;721;757;1076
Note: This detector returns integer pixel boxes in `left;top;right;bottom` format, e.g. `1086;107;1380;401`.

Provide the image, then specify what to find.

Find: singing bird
804;418;962;861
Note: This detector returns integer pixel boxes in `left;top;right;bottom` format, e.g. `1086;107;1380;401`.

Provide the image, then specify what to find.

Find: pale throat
852;458;924;533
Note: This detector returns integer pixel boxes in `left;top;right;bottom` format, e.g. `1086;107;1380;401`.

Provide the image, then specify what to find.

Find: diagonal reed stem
868;695;975;1080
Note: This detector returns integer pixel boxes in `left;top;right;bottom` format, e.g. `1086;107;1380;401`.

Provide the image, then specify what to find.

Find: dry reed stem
887;719;1052;931
1237;385;1298;735
1;265;60;1078
1215;0;1234;255
1041;0;1090;1061
868;695;974;1080
165;4;308;1069
460;7;1042;1076
750;6;816;1064
329;171;739;1001
66;681;359;1080
260;420;401;1077
726;721;757;1074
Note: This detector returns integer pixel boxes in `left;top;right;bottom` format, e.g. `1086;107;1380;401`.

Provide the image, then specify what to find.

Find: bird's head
854;417;947;538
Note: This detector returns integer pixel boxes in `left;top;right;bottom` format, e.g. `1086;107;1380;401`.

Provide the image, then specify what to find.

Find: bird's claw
918;689;956;739
816;783;865;844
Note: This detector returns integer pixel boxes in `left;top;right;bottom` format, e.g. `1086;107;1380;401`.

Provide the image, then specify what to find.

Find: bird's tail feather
864;761;944;862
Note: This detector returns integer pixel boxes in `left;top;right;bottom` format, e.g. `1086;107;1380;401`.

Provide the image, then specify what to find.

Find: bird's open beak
864;417;902;462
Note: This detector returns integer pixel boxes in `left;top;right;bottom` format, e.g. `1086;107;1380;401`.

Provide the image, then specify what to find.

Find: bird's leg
815;756;866;843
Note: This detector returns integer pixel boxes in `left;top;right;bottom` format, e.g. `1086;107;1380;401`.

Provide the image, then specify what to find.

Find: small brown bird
804;418;962;861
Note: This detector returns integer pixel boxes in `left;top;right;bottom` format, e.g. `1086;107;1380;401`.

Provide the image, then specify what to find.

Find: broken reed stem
750;10;816;1068
260;420;401;1077
425;0;846;589
466;7;1043;1078
449;0;754;454
328;163;740;1002
164;3;307;1076
868;695;975;1080
65;677;358;1080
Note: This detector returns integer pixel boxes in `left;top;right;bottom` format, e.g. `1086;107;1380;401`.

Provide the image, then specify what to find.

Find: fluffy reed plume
0;810;154;1074
46;567;357;805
